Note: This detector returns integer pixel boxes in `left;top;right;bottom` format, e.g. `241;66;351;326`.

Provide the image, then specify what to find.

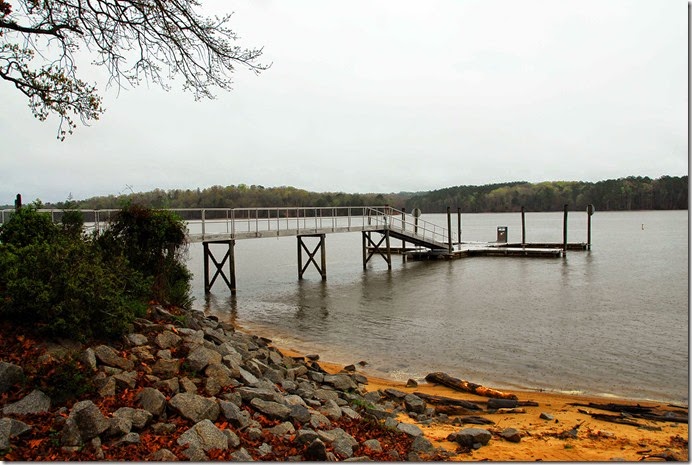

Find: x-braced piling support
362;230;391;270
203;240;236;294
297;234;327;280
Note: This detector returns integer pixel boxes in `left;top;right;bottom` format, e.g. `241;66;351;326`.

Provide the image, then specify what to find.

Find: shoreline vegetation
8;175;687;213
0;305;687;462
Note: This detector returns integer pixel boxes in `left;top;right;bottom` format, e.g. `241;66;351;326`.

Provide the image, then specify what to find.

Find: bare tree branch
0;0;269;139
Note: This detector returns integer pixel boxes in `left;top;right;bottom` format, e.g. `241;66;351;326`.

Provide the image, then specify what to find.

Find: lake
185;209;688;404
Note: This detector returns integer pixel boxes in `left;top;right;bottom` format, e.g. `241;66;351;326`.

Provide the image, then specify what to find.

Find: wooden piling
521;206;526;245
587;204;594;250
563;204;568;255
203;240;236;294
447;206;452;253
457;207;462;245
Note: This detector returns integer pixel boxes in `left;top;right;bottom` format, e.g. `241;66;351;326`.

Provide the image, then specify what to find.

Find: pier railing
0;206;450;247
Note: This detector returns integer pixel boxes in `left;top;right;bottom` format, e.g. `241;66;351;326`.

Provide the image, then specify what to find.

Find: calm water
186;210;688;404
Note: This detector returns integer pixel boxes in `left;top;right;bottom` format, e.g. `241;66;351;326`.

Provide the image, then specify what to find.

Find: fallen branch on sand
424;372;518;400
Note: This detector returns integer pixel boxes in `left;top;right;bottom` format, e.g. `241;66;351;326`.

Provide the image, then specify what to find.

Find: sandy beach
279;347;688;462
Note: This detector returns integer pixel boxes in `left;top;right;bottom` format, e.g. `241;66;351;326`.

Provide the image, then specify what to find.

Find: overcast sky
0;0;688;203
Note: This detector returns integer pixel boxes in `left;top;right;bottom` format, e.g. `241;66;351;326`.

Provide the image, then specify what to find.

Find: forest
8;176;688;213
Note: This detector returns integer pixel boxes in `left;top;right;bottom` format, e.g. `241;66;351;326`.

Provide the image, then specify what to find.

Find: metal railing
0;205;450;248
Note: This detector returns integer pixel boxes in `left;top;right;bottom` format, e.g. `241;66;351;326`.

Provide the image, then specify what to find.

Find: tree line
4;176;686;213
403;176;688;213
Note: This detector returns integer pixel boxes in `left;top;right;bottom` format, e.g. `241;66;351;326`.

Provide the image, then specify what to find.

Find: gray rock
219;400;250;427
309;411;331;429
177;419;228;452
70;400;110;440
269;421;296;436
295;428;319;444
137;387;167;417
314;388;339;402
289;404;311;424
383;388;407;399
112;371;138;390
500;427;522;443
411;436;434;453
246;427;263;441
238;367;259;385
2;389;51;415
333;437;354;458
114;432;140;445
320;399;342;420
114;407;153;430
323;374;358;391
155;330;182;349
151;358;181;378
106;416;132;437
305;438;328;461
363;438;382;452
154;378;180;395
126;333;149;346
341;406;362;420
179;376;198;394
186;346;222;372
224;429;241;448
250;398;291;420
406;378;419;388
156;349;172;360
93;345;134;371
257;442;273;457
384;417;399;429
151;422;177;434
404;394;426;414
396;422;423;437
60;418;82;446
205;363;235;394
307;370;324;384
81;348;98;372
169;392;220;423
540;412;555;421
448;428;492;447
0;418;28;450
236;387;282;404
284;394;308;407
131;346;156;362
230;447;254;461
148;448;178;461
183;445;208;461
344;456;374;462
0;362;24;394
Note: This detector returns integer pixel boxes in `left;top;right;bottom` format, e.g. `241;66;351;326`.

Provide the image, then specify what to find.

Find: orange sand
278;348;688;462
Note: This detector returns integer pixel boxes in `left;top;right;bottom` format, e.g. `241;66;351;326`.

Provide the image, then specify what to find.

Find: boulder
0;362;23;394
362;438;382;453
151;359;181;379
411;436;434;453
320;399;342;420
333;437;354;458
305;438;328;461
169;393;220;423
289;404;311;424
323;374;358;391
148;448;178;461
81;348;98;372
93;345;134;371
0;417;31;450
2;389;51;415
126;333;149;347
70;400;110;440
155;331;181;350
403;394;426;414
113;407;153;430
448;428;492;447
177;419;228;452
137;387;167;417
500;427;522;443
186;346;222;372
250;398;291;420
396;422;423;437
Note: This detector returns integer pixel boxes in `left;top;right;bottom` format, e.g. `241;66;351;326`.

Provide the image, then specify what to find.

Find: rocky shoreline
0;305;463;461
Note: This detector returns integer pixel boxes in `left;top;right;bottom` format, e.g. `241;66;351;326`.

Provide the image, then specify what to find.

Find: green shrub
0;203;58;247
99;203;192;307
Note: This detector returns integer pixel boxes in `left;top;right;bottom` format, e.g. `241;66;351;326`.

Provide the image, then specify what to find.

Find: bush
0;202;192;341
99;203;192;307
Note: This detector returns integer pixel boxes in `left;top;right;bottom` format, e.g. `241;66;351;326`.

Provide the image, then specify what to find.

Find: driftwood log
412;392;482;410
425;372;518;400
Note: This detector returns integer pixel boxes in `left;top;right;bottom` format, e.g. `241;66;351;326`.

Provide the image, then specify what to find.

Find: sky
0;0;688;203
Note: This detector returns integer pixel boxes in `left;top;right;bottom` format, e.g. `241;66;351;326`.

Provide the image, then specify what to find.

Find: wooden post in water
447;206;453;254
457;207;462;245
563;204;568;255
203;240;236;294
401;208;407;261
521;206;526;245
586;204;594;250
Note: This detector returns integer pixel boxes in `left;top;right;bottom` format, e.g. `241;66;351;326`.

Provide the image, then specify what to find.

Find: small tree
0;0;268;138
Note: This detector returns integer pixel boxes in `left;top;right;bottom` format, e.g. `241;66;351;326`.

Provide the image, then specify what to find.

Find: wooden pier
3;204;595;294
